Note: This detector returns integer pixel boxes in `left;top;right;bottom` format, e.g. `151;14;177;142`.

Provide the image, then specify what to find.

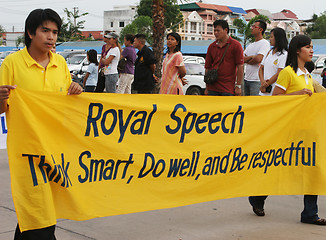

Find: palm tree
152;0;165;92
152;0;186;92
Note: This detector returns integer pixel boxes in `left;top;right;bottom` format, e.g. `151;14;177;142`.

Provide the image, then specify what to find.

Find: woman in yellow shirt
273;35;325;225
273;35;314;96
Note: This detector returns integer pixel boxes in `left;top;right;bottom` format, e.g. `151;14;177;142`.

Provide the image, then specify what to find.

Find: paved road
1;149;326;240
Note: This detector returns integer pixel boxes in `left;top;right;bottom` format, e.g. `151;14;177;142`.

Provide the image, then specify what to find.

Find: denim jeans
105;73;119;93
249;195;319;222
301;195;319;222
244;80;260;96
249;196;268;209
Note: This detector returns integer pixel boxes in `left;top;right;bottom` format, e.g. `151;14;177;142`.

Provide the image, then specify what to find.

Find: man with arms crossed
205;20;244;96
243;20;270;96
0;8;83;240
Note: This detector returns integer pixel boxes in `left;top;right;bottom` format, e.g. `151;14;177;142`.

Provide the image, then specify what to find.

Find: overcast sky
0;0;323;32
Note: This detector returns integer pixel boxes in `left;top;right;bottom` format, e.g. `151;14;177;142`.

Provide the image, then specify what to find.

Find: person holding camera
205;20;244;96
259;27;288;96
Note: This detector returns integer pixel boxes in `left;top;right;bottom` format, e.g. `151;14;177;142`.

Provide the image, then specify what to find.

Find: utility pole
73;7;77;29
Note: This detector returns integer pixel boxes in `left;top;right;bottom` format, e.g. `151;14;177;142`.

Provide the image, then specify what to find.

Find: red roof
80;31;103;40
245;9;260;15
196;3;232;13
0;32;24;40
281;9;298;19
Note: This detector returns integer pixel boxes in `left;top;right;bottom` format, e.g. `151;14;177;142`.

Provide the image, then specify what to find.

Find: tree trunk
152;0;165;93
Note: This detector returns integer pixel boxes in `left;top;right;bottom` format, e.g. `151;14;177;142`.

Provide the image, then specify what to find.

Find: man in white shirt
244;20;270;96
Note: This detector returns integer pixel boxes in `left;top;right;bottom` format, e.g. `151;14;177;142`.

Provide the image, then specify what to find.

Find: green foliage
306;12;326;39
137;0;183;31
0;25;5;37
233;15;271;48
58;7;89;42
15;35;25;48
119;16;153;45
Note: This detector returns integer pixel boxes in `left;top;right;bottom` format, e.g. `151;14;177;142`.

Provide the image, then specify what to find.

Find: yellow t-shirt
0;47;71;92
275;65;314;94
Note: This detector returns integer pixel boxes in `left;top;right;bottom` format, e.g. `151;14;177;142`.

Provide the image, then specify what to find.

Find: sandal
252;207;265;216
302;218;326;225
312;219;326;225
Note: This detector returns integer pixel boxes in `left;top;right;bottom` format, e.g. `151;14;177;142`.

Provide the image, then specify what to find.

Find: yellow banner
7;88;326;231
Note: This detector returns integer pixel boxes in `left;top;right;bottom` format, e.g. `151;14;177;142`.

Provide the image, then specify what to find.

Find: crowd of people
0;7;325;240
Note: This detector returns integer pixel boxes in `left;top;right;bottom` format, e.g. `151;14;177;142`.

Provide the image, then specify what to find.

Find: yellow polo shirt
0;47;71;92
275;65;314;94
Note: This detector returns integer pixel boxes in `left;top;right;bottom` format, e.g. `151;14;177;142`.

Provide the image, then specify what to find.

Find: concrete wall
103;7;137;35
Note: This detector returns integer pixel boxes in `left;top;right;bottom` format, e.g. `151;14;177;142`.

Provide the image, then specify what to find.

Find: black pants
207;90;233;96
14;224;56;240
84;86;96;92
95;73;105;92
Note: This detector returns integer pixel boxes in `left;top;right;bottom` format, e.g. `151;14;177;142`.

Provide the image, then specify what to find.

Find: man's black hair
213;19;229;34
255;19;267;35
124;34;135;44
24;9;62;48
134;34;146;40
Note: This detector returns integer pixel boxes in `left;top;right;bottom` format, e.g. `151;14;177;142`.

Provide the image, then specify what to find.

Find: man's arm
0;85;16;113
244;55;253;63
235;64;244;96
149;64;159;83
68;82;83;95
245;54;264;65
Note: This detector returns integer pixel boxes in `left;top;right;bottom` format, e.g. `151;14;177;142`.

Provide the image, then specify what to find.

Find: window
110;22;113;28
191;37;195;40
119;21;124;28
229;29;236;35
207;24;213;35
190;22;197;33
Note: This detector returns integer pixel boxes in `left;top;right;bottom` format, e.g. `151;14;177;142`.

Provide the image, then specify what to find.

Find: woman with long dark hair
259;27;288;96
83;49;98;92
273;35;314;96
101;32;121;93
95;34;111;92
269;35;325;225
159;32;186;94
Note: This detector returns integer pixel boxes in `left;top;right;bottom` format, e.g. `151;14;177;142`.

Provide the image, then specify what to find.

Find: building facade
103;5;137;35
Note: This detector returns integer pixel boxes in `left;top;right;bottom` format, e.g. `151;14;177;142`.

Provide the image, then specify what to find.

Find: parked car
312;54;326;82
183;55;205;65
0;50;16;66
58;50;86;61
182;63;206;95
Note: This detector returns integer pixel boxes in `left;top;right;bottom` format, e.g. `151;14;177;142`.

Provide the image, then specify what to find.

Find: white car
183;55;205;65
0;50;16;66
312;54;326;83
67;53;101;73
67;54;89;73
58;50;86;61
182;63;206;95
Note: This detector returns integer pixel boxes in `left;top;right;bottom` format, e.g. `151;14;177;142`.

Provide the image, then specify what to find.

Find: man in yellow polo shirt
0;8;82;240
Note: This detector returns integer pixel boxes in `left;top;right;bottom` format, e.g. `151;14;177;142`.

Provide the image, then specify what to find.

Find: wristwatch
235;84;242;89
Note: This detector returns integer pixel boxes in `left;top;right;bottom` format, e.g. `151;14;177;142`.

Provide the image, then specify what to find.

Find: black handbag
117;57;127;71
204;42;231;84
